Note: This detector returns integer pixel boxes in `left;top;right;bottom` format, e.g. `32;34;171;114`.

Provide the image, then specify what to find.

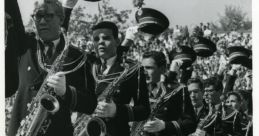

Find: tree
218;5;251;31
67;0;133;46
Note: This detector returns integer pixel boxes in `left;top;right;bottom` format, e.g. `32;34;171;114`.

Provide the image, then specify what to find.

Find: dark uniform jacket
55;6;150;136
147;82;197;136
195;104;209;122
5;0;97;136
92;58;151;136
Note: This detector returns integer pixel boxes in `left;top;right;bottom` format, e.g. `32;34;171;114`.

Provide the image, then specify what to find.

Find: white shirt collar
41;38;60;54
195;104;204;115
40;38;60;47
101;55;117;75
101;55;117;67
52;38;60;47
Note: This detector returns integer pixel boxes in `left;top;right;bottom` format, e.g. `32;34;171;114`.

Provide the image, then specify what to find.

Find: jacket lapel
106;57;124;75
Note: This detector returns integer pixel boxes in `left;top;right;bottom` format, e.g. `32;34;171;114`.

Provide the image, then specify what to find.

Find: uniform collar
195;104;204;115
101;55;117;75
40;38;60;48
101;55;117;67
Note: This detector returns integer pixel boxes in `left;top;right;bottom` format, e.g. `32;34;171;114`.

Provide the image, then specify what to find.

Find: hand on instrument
95;100;117;118
143;118;165;133
193;129;206;136
47;72;67;96
62;0;79;8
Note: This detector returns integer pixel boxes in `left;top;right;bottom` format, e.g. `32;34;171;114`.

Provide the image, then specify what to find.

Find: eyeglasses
31;13;56;22
204;89;215;93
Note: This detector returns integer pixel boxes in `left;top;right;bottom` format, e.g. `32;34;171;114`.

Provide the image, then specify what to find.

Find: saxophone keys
116;89;120;93
27;66;31;71
21;130;24;135
27;103;31;109
20;120;25;125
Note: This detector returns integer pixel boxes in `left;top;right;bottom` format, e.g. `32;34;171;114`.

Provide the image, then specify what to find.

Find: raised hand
169;59;183;72
125;26;139;41
62;0;79;8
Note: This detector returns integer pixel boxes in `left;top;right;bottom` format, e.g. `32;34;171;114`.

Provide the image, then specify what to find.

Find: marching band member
136;51;197;136
89;21;151;136
5;0;97;135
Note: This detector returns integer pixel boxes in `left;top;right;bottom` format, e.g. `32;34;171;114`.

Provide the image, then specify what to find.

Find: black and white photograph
4;0;254;136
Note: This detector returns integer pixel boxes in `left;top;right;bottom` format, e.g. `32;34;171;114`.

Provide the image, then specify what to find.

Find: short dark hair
204;76;223;92
142;51;166;68
187;78;204;91
92;21;118;39
227;92;242;102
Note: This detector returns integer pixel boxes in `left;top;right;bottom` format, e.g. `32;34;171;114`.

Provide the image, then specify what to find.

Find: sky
18;0;252;27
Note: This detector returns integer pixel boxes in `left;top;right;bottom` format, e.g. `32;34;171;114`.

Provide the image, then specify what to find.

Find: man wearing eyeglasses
5;0;97;136
203;77;222;107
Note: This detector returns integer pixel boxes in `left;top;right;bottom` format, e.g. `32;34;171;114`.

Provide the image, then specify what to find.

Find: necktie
44;42;54;62
195;108;198;116
101;60;107;74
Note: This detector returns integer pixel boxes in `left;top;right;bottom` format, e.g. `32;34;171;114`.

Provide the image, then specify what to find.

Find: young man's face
203;85;221;105
188;83;204;108
92;28;119;60
226;94;241;111
34;3;62;42
142;58;164;84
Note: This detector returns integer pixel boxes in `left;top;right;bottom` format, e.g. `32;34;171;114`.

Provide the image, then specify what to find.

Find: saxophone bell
40;93;60;113
85;117;106;136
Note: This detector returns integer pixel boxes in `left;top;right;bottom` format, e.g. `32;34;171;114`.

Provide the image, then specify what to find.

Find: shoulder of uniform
67;45;87;58
121;58;139;67
165;82;186;91
68;45;85;53
125;58;137;64
69;45;84;51
179;83;187;89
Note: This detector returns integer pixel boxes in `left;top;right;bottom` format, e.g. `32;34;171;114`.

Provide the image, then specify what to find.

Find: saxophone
191;102;219;136
73;62;140;136
16;32;87;136
130;84;184;136
197;103;217;130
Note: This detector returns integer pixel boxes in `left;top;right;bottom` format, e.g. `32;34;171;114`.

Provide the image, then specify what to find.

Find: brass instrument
73;114;91;136
73;62;140;136
196;103;218;131
221;103;239;135
190;101;219;136
16;32;87;136
130;84;184;136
